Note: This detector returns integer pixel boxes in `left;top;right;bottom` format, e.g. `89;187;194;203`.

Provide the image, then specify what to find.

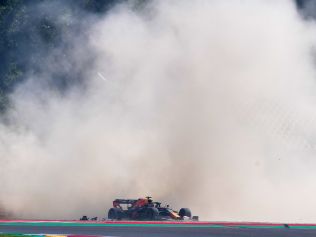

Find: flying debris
97;72;107;81
79;215;98;221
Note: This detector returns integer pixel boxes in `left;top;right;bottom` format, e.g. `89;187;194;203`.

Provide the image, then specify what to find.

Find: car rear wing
113;199;137;204
113;199;137;205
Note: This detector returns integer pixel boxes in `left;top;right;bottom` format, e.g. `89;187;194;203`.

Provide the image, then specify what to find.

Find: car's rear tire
145;207;159;220
108;208;122;220
179;208;192;218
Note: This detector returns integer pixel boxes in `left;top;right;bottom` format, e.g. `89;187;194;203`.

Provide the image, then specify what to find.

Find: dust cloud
1;0;316;222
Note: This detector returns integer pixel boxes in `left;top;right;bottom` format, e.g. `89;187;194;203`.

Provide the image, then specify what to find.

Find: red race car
107;197;197;221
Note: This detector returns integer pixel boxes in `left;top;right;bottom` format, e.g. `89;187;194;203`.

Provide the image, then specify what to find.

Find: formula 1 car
107;197;196;221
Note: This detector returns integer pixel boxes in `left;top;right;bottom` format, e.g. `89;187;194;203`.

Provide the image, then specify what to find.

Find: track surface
2;220;316;237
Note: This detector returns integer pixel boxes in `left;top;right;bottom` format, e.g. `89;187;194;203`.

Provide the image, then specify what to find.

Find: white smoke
1;0;316;222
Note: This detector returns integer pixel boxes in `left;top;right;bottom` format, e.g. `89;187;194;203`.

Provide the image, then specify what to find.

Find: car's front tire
179;208;192;218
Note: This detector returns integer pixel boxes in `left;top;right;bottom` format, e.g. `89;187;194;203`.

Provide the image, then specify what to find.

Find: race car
107;197;196;221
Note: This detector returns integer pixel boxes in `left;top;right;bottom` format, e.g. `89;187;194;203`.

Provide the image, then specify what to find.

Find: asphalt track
2;220;316;237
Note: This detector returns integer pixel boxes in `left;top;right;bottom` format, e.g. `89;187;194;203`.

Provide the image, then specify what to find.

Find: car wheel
145;207;159;220
108;208;122;220
179;208;192;218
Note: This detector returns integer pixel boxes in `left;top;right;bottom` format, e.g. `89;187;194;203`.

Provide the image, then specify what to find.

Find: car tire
145;207;159;220
108;208;122;220
179;208;192;218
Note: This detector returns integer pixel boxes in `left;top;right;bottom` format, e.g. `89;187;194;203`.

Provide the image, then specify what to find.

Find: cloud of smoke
1;0;316;222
